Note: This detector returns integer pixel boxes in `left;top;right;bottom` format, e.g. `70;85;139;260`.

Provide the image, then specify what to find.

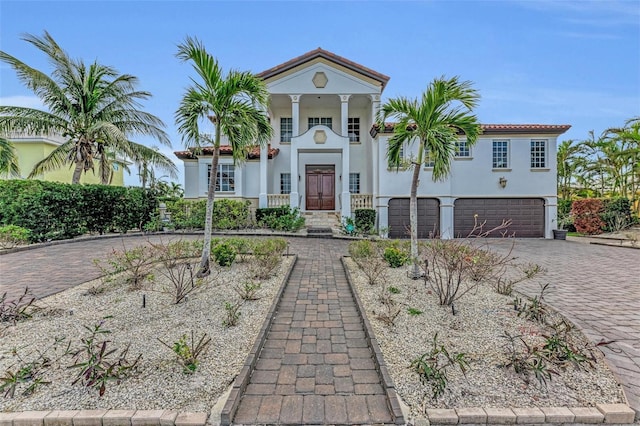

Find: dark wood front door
306;166;335;210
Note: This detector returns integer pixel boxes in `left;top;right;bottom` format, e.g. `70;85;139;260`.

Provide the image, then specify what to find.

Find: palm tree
377;76;481;278
557;140;585;199
0;31;173;184
0;138;20;177
135;146;178;189
175;37;272;277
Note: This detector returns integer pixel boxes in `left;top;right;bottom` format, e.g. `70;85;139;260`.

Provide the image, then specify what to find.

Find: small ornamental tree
571;198;605;235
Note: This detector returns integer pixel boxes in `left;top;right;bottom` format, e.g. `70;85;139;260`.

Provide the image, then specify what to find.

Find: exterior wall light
499;177;508;188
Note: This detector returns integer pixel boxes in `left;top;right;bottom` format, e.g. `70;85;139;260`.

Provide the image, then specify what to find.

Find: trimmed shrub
354;209;376;235
0;180;157;242
212;199;251;229
212;241;237;267
166;199;207;230
0;225;31;249
166;198;251;230
255;206;290;223
348;239;376;259
258;206;305;232
601;197;633;232
383;246;410;268
571;198;605;235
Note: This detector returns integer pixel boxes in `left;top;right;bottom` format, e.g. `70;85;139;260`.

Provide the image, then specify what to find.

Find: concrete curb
0;410;208;426
341;256;406;425
218;254;298;426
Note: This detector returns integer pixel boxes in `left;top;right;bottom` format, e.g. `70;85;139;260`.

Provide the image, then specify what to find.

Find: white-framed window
455;140;471;157
530;139;547;168
387;144;405;168
280;173;291;194
349;173;360;193
424;148;435;168
207;164;235;192
348;117;360;142
308;117;332;130
492;140;509;169
280;117;292;143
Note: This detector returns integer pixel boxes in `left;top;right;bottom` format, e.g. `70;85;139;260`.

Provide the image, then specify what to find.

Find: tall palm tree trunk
197;132;220;278
72;161;84;184
409;161;421;279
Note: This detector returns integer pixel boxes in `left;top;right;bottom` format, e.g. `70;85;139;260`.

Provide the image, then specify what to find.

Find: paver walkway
1;234;638;419
232;242;393;425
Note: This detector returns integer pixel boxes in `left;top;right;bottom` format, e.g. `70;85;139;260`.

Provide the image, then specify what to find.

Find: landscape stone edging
218;254;298;426
0;410;208;426
341;256;406;425
340;255;637;426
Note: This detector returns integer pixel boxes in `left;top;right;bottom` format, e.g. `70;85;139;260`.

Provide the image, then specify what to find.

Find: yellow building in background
4;132;125;186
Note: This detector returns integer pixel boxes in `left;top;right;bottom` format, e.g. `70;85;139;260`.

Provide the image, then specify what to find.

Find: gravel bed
345;258;625;418
0;256;293;412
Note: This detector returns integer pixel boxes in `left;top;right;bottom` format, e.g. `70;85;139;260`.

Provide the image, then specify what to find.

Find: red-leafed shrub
571;199;605;235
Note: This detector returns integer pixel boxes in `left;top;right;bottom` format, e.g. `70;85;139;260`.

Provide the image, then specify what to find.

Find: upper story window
280;117;292;143
424;148;435;168
349;173;360;193
308;117;332;130
531;139;547;168
348;117;360;143
388;145;405;169
280;173;291;194
492;140;509;169
455;140;471;157
207;164;235;192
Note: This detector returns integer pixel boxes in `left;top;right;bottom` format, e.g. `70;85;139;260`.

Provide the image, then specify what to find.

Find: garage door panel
454;198;544;238
388;198;440;239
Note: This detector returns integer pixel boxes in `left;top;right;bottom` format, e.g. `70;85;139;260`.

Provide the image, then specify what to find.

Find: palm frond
0;137;21;177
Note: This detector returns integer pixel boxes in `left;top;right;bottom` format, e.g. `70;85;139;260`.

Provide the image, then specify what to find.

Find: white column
290;94;300;137
340;95;351;138
370;94;381;227
289;95;301;209
258;145;268;208
545;196;557;239
439;196;455;239
290;143;299;209
341;146;351;218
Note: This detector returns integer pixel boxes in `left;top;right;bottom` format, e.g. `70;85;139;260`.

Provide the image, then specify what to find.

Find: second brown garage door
454;198;545;238
388;198;440;239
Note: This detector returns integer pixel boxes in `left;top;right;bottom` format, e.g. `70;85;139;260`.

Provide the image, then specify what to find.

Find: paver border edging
218;254;298;426
341;256;406;425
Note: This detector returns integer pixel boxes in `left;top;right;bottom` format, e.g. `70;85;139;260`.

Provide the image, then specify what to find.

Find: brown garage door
388;198;440;239
454;198;544;238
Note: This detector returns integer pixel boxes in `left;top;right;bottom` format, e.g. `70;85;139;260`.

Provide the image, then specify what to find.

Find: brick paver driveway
0;235;638;418
491;238;640;418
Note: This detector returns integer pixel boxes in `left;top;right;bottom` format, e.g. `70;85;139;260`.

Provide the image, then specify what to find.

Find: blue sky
1;0;639;187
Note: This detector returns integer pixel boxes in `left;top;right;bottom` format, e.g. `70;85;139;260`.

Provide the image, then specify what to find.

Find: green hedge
354;209;376;235
0;180;158;242
255;206;290;223
165;198;251;230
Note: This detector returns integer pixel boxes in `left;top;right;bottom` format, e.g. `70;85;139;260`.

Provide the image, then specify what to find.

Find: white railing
351;194;373;210
267;194;290;207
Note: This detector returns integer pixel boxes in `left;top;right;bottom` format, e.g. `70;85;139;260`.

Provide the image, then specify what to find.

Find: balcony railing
351;194;373;210
267;194;290;207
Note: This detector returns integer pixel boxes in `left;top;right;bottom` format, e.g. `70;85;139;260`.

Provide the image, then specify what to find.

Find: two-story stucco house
175;48;570;239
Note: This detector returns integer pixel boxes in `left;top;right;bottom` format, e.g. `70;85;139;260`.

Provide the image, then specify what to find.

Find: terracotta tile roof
174;145;280;160
257;48;390;89
371;123;571;137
